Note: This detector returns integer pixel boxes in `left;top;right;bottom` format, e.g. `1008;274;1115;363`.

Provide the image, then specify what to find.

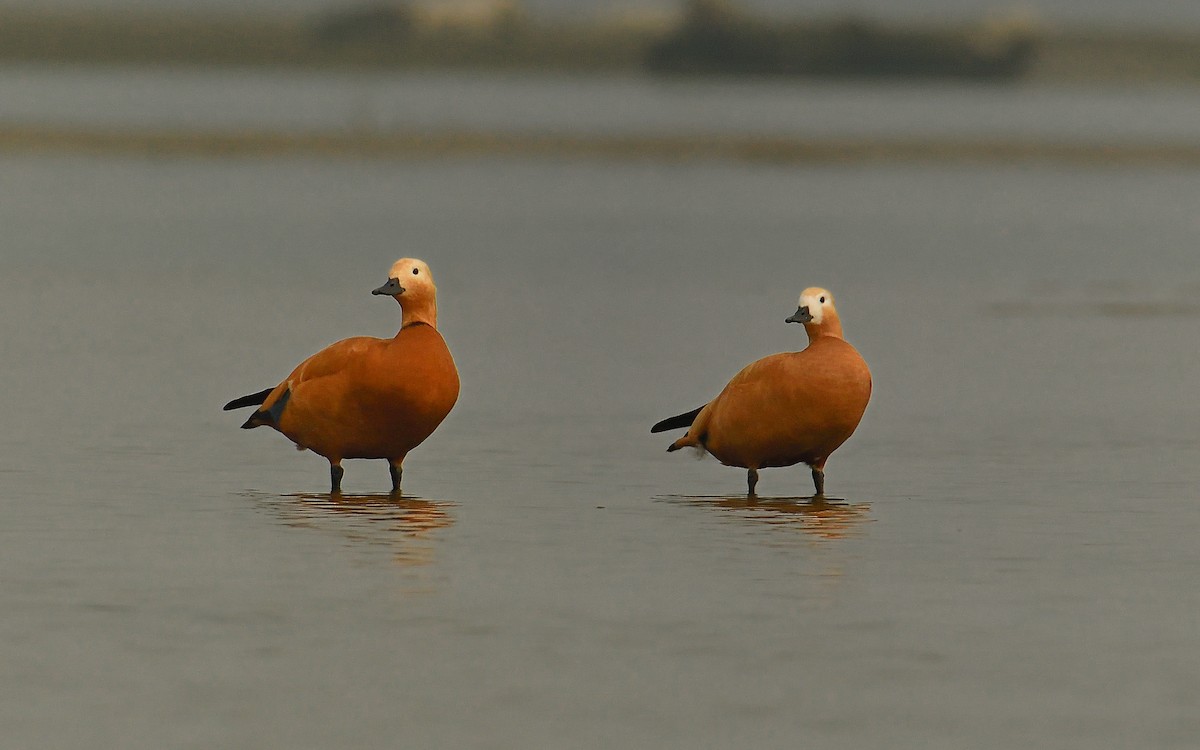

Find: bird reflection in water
256;491;456;567
670;494;872;541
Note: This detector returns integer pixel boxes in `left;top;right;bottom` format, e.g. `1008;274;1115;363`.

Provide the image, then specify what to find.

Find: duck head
786;286;844;340
373;257;439;327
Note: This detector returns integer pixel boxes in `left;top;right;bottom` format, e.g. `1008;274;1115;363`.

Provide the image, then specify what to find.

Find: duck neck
804;313;844;343
401;296;438;329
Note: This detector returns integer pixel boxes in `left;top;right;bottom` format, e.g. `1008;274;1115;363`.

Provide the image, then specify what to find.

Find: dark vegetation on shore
1;2;1200;83
647;0;1035;79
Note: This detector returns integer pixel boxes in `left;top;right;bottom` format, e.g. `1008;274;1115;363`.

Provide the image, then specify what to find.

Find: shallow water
3;153;1200;748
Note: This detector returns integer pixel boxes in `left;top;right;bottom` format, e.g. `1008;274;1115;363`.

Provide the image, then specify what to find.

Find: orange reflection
671;494;872;541
255;491;456;567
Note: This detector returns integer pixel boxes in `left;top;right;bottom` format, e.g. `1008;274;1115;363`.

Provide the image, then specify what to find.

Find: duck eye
412;268;419;275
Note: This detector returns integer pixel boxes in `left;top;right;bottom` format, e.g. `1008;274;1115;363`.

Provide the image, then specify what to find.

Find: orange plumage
653;287;871;496
225;258;459;493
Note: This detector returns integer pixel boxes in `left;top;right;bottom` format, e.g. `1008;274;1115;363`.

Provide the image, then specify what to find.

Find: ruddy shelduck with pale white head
652;287;871;496
224;258;459;493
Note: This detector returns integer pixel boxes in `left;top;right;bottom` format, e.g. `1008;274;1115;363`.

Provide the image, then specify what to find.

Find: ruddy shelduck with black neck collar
652;287;871;497
224;258;459;494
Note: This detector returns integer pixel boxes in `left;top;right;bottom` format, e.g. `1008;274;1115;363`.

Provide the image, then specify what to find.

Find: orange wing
258;336;381;414
285;336;380;385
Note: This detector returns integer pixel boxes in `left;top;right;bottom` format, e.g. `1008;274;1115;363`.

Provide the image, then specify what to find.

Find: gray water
4;93;1200;746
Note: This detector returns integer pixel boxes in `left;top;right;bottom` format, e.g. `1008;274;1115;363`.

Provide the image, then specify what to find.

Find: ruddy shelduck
224;258;459;493
652;287;871;497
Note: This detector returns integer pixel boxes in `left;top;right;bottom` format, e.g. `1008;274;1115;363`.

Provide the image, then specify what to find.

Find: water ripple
244;491;457;568
659;494;874;541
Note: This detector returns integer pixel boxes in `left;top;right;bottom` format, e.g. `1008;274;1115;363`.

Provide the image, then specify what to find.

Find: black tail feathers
651;405;704;434
238;386;291;429
223;387;274;411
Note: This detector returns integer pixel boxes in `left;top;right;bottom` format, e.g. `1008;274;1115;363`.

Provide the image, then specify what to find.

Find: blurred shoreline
2;5;1200;84
7;5;1200;164
7;123;1200;166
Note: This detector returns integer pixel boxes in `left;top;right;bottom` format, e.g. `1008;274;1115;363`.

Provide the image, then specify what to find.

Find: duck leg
330;461;344;494
811;467;825;498
747;468;759;497
388;460;403;494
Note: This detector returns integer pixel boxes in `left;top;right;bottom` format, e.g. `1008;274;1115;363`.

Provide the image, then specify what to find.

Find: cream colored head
785;286;843;339
786;287;834;323
371;257;439;326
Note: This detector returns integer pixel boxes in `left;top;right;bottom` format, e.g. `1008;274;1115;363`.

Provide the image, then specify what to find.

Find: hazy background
4;1;1200;749
0;0;1198;28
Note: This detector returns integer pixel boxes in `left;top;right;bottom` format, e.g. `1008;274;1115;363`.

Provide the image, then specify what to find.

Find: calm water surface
2;151;1200;748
